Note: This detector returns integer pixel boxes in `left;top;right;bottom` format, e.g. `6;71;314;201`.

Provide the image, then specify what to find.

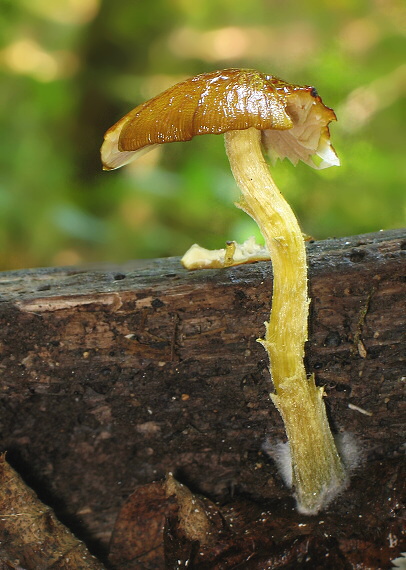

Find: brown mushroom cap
101;68;339;171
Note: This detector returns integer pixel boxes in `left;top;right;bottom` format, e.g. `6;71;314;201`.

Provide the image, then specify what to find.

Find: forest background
1;0;405;270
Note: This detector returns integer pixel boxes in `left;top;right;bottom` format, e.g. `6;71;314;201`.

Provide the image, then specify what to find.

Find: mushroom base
271;378;346;514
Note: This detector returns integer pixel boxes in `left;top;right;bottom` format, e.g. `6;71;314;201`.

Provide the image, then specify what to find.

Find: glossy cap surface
101;68;339;170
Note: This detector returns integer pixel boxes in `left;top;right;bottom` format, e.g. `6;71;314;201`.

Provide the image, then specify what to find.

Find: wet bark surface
0;229;404;566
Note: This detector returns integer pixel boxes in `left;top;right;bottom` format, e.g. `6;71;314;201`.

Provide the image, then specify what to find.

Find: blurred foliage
0;0;405;270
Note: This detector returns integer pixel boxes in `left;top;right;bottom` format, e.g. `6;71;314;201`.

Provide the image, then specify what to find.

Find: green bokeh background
1;0;405;270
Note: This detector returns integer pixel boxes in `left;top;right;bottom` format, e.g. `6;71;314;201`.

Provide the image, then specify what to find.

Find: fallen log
0;229;404;559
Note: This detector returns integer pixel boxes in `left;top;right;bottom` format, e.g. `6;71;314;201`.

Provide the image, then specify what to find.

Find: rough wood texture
0;229;404;554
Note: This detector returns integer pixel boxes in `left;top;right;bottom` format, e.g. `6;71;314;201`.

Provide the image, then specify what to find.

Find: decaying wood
0;454;105;569
0;229;404;558
108;464;405;569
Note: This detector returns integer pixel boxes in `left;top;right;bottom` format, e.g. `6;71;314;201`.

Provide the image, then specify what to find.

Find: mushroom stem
224;127;345;514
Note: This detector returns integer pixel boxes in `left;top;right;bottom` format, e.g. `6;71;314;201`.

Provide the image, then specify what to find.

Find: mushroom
101;68;345;514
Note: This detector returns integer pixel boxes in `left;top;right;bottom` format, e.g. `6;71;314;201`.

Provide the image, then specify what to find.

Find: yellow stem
224;127;345;514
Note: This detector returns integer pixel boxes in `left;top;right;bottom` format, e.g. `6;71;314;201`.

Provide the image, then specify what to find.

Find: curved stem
224;127;345;514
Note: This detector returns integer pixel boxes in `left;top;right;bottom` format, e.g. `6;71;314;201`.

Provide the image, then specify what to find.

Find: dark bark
0;229;404;560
